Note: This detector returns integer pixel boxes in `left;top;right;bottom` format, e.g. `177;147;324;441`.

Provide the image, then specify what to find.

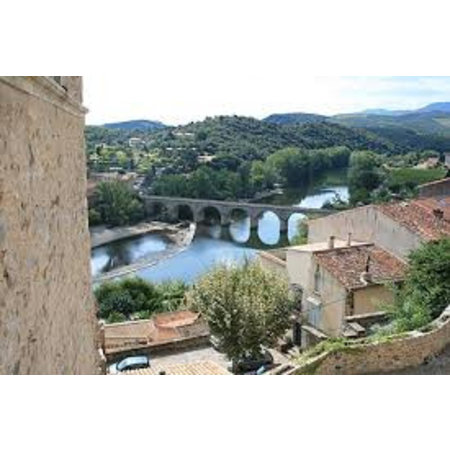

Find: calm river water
91;169;349;283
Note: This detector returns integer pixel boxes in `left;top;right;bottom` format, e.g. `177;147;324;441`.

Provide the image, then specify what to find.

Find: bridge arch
174;203;195;222
199;205;222;225
256;210;281;246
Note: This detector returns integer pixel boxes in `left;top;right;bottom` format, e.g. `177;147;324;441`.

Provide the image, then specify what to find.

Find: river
91;168;349;283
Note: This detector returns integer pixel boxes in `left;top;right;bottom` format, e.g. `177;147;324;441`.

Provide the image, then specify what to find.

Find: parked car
109;355;150;374
231;351;274;374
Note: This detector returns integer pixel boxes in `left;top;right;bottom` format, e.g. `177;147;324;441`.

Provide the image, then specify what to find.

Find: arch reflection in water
257;211;280;245
288;213;306;243
228;209;250;243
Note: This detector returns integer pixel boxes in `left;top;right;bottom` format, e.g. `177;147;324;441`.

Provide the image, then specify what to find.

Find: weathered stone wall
0;77;101;374
290;305;450;375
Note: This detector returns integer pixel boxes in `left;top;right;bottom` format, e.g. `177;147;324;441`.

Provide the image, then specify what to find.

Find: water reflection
91;234;169;277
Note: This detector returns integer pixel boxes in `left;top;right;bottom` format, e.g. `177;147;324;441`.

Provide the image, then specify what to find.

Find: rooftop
314;244;406;291
104;310;209;355
376;196;450;240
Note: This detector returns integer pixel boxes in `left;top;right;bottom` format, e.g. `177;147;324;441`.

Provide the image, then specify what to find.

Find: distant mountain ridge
102;120;167;131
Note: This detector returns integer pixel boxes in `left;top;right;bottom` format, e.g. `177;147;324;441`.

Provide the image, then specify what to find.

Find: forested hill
86;115;450;157
263;112;327;125
103;120;167;130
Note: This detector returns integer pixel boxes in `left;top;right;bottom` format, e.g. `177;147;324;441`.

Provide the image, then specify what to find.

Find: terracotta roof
314;244;406;291
376;197;450;240
104;311;209;354
119;361;229;375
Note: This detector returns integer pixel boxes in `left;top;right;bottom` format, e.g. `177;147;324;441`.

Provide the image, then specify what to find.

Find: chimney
433;208;444;220
328;235;335;249
347;232;352;247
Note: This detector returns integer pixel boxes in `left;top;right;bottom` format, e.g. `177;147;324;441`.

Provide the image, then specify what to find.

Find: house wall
353;285;395;316
308;206;422;260
257;250;289;281
286;250;347;337
0;77;101;374
418;177;450;198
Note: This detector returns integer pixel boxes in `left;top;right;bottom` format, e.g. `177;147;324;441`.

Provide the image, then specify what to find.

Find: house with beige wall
308;194;450;261
286;237;405;347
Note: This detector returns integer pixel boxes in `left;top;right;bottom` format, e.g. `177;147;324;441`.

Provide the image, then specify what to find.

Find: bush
94;277;188;323
387;238;450;333
188;261;294;361
88;208;102;226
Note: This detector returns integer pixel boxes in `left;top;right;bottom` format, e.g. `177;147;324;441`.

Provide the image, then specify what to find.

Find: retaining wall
290;306;450;375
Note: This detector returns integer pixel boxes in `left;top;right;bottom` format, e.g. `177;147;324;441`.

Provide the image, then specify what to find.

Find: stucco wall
291;306;450;375
0;77;101;374
308;206;422;260
287;250;347;337
353;285;394;316
257;251;289;281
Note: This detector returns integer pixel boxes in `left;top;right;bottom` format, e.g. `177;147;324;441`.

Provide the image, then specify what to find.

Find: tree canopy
189;261;294;361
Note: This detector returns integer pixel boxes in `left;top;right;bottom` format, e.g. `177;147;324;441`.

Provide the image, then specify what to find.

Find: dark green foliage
387;167;447;193
94;277;188;323
348;151;383;204
387;239;450;333
91;180;144;227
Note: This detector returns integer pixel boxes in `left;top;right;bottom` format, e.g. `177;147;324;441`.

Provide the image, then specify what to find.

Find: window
304;296;322;329
314;265;321;294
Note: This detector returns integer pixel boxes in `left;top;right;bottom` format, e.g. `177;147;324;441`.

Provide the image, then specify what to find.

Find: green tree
189;261;294;362
348;151;383;205
266;147;310;187
94;180;144;226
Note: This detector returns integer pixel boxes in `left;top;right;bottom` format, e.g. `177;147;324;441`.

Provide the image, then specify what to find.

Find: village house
258;178;450;348
286;238;406;347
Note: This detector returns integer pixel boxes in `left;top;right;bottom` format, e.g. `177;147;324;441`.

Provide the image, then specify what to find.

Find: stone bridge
143;195;333;232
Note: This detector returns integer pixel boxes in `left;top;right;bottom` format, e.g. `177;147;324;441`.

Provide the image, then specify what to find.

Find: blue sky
84;76;450;126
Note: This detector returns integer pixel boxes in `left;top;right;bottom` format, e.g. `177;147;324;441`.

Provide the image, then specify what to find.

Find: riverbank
90;221;191;248
92;222;196;283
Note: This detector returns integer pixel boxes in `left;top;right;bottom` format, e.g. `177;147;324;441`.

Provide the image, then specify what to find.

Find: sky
84;76;450;126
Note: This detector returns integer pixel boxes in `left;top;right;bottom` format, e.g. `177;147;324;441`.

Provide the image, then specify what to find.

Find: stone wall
0;77;101;374
290;305;450;375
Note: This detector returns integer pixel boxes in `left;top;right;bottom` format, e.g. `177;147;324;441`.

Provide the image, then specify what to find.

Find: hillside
86;114;450;157
102;120;167;131
263;112;327;125
331;111;450;136
151;116;396;160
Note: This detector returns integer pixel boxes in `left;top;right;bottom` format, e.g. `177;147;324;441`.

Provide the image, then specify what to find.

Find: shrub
94;277;188;323
387;238;450;333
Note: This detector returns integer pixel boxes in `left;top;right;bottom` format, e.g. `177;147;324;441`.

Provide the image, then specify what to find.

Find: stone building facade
0;76;101;374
